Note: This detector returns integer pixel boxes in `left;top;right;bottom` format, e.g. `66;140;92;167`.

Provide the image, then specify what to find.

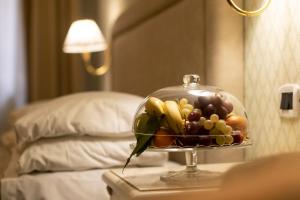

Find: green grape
215;120;226;132
204;119;214;130
209;127;221;135
210;114;219;123
179;98;188;107
225;135;234;145
199;117;206;126
183;104;194;111
181;108;191;119
223;125;233;135
216;135;226;146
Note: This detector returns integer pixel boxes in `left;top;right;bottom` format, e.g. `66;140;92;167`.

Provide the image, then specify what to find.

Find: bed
1;162;180;200
0;91;171;200
1;169;110;200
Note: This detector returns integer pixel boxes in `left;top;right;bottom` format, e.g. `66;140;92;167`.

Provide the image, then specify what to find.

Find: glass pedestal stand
160;149;221;185
129;140;251;188
148;141;251;186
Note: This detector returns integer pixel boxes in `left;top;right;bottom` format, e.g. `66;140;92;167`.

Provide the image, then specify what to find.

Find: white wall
0;0;26;132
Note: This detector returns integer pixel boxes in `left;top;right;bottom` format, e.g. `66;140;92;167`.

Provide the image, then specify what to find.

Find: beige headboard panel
110;0;205;97
110;0;243;101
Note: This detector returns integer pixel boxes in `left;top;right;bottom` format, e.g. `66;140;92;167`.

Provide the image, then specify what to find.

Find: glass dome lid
124;74;249;168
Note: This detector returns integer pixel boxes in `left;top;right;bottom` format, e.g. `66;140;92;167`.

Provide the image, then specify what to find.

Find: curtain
0;0;26;132
24;0;103;102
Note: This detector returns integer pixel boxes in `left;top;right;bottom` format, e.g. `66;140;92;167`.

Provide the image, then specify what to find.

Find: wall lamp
63;19;110;76
227;0;272;17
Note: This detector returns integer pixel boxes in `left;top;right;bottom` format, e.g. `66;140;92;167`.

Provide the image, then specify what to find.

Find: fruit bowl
124;74;251;184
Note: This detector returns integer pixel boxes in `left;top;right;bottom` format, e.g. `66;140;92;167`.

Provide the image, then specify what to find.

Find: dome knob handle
183;74;200;87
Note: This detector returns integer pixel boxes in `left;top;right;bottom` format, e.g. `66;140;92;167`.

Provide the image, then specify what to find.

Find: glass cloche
133;74;248;147
125;74;250;185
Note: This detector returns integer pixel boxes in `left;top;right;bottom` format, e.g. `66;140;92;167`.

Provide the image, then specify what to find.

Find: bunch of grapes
195;94;233;119
179;97;243;147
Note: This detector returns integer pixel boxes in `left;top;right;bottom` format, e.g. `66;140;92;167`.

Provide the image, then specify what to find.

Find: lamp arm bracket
81;50;111;76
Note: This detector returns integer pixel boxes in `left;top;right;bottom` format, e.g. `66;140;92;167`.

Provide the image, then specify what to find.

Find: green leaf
123;116;160;171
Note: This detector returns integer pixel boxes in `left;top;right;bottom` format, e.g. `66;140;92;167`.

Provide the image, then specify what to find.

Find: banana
164;101;183;134
145;97;165;117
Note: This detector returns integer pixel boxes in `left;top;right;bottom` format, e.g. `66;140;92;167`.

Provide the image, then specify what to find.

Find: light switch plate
279;84;300;118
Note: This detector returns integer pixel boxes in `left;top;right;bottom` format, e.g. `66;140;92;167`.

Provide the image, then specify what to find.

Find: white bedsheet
1;169;109;200
1;162;180;200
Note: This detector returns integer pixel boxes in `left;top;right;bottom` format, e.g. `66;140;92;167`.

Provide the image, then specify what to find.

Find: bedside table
102;163;236;200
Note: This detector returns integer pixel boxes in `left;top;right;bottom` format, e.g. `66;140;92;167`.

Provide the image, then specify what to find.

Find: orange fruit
153;129;174;147
226;115;247;137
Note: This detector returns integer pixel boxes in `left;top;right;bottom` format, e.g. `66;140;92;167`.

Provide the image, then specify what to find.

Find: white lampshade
63;19;107;53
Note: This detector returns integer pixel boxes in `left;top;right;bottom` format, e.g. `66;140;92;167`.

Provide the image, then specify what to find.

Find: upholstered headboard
110;0;205;97
109;0;243;102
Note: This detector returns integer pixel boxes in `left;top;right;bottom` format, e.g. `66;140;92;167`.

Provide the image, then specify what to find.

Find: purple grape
197;127;210;135
232;132;244;144
186;121;201;135
203;104;217;117
210;95;222;108
198;135;211;146
223;100;233;113
187;109;201;122
194;101;201;109
179;136;199;147
197;96;211;109
217;105;229;119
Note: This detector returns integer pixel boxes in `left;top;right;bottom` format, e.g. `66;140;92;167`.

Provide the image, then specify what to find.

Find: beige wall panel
205;0;244;102
111;0;205;97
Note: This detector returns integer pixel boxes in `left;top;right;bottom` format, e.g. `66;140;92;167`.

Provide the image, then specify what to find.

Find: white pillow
15;92;144;145
18;136;168;174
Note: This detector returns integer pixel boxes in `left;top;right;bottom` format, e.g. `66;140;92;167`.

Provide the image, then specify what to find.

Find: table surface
102;162;237;200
